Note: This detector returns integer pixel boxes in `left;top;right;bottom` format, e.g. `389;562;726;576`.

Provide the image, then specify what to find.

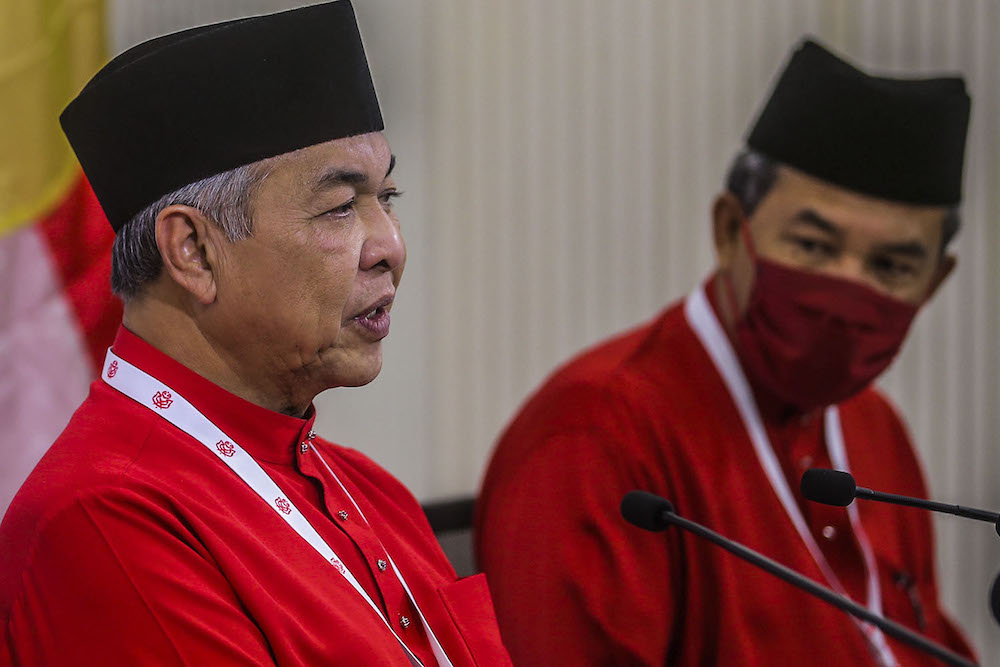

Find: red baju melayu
475;280;973;666
1;327;510;666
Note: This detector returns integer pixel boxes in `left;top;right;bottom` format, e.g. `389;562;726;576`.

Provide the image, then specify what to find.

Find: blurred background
2;0;998;660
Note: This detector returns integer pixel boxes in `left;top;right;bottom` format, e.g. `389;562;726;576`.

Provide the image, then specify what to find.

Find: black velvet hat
60;0;383;231
746;38;970;206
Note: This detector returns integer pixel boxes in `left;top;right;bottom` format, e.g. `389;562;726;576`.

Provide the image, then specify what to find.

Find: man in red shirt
0;3;509;665
476;39;975;665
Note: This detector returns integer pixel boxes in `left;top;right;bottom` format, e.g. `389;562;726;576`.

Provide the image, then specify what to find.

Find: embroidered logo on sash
107;360;118;378
151;390;173;409
330;558;346;574
215;440;235;457
275;497;292;514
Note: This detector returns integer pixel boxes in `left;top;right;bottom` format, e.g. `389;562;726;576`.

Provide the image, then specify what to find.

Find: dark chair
421;496;477;577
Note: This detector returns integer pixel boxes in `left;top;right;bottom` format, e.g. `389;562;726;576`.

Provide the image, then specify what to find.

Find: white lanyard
101;349;452;667
684;285;896;667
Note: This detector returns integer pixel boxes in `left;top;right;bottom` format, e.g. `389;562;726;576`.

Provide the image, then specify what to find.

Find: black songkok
747;38;970;206
60;0;383;231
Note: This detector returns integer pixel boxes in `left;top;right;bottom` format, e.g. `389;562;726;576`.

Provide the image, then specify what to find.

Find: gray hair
724;149;961;253
111;161;270;300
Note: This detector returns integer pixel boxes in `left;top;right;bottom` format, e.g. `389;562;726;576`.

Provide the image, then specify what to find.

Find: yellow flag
0;0;105;235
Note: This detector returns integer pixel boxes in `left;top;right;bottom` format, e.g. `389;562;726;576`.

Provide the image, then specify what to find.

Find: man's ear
924;253;957;302
712;191;744;270
155;205;221;305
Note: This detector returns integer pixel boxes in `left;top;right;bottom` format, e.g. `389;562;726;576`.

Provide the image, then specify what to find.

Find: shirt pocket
436;573;512;666
874;549;929;633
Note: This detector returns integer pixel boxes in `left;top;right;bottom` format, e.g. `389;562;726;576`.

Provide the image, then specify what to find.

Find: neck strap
101;348;452;667
684;285;895;667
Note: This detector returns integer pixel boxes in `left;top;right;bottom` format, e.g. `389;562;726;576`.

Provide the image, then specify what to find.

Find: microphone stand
627;497;977;667
802;468;1000;629
802;468;1000;536
852;486;1000;533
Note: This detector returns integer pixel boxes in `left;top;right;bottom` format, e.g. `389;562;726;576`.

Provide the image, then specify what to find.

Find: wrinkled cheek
262;298;327;359
322;323;346;352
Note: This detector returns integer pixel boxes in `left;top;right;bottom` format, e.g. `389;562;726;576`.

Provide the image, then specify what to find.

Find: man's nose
360;205;405;273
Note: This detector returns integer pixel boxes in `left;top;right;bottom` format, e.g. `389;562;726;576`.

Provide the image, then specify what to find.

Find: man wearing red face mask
475;39;975;665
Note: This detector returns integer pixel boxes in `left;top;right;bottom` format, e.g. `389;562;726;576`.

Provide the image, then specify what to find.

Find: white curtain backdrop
112;0;1000;659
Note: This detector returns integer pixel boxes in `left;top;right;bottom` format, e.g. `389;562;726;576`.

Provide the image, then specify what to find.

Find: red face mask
726;223;920;413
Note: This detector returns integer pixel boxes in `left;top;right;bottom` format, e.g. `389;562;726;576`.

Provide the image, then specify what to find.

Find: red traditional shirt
475;281;973;666
1;327;510;666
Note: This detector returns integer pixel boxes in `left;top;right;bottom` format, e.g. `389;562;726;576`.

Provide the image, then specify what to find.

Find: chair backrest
421;496;477;577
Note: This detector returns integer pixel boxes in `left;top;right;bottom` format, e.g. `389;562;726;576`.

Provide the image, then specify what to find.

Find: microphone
803;470;1000;634
620;489;675;531
620;490;977;667
801;469;1000;531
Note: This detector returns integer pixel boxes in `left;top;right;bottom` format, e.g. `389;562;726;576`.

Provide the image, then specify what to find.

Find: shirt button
337;510;349;521
377;558;388;572
822;525;837;541
399;615;411;629
300;442;310;453
307;429;316;440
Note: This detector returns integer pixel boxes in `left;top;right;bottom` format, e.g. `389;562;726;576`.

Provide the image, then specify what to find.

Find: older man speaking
0;3;509;665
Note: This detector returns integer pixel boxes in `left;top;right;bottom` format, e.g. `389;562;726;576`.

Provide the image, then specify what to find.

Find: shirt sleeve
4;486;276;666
477;381;680;666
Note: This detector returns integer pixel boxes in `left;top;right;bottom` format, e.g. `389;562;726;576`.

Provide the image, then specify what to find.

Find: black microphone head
801;468;857;507
621;490;675;532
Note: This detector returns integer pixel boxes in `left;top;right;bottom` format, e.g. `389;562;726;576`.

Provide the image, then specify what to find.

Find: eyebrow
872;240;928;259
790;209;841;236
311;153;397;193
791;208;928;259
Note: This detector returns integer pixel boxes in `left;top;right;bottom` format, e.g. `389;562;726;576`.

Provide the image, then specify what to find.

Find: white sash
101;349;452;667
684;285;897;667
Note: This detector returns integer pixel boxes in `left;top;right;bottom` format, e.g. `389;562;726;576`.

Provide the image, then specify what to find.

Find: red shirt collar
110;326;316;464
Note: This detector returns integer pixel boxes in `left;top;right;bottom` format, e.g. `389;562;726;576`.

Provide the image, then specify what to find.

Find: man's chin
340;371;380;388
325;355;383;389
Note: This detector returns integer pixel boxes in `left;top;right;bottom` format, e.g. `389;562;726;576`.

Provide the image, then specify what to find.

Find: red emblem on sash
216;440;235;457
331;558;346;574
275;497;292;514
151;390;173;409
107;360;118;378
